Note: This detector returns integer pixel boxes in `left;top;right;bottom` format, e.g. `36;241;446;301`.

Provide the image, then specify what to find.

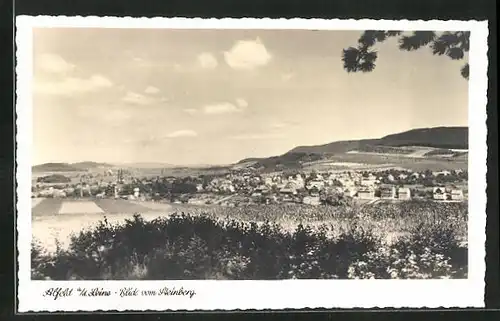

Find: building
188;198;206;205
303;196;321;206
255;185;270;194
433;187;447;200
360;178;377;187
344;188;358;197
450;189;464;201
398;187;412;200
307;180;325;190
357;189;375;200
280;187;297;196
380;186;396;199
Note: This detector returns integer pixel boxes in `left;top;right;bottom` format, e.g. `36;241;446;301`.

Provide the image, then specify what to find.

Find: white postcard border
16;16;489;312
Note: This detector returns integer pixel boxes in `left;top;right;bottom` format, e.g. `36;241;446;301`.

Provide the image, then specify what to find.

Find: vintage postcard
16;17;489;311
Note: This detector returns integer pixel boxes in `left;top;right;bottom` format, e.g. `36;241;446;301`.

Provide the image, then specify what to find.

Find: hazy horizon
33;28;469;165
32;124;469;166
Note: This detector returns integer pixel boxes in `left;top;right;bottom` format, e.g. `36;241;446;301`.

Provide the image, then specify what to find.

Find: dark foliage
32;210;467;280
251;152;324;171
36;174;71;183
342;30;470;80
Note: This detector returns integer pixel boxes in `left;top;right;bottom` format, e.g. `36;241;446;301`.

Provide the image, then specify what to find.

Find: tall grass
32;201;467;280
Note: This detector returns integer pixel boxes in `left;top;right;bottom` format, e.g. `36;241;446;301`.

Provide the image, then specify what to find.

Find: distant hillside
119;162;178;169
245;152;324;172
236;127;468;172
33;161;114;172
32;163;81;172
71;161;114;169
289;127;468;154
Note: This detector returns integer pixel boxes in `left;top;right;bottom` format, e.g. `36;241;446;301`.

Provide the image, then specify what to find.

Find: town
32;166;468;207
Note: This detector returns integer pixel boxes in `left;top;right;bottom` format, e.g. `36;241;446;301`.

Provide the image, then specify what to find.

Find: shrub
32;209;467;280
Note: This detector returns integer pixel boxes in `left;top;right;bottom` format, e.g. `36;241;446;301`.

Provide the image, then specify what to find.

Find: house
307;180;325;190
433;170;451;177
188;198;206;205
280;187;297;196
255;185;270;194
309;187;320;197
52;189;67;198
303;196;321;206
398;187;412;200
380;186;396;199
361;177;377;187
356;189;375;200
344;188;358;197
410;172;420;179
450;189;464;201
433;187;447;200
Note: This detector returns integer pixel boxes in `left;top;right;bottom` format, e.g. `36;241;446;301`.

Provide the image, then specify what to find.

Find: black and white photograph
16;17;488;311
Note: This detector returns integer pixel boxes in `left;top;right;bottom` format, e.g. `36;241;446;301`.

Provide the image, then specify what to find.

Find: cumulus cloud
197;52;218;69
37;53;76;74
203;102;242;115
165;130;198;138
122;91;156;105
224;38;272;70
236;98;248;108
144;86;160;94
35;74;113;96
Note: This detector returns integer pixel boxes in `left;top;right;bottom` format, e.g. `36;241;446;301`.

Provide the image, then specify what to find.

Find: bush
32;211;467;280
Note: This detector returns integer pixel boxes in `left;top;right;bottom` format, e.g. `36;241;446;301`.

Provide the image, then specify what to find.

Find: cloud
197;52;218;69
224;38;272;70
144;86;160;94
183;108;198;115
165;130;198;138
37;53;75;74
230;133;285;140
236;98;248;108
203;102;243;115
270;122;287;129
122;91;156;105
35;74;113;96
270;121;298;129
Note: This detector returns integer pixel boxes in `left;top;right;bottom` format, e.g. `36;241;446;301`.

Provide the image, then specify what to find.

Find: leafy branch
342;31;470;80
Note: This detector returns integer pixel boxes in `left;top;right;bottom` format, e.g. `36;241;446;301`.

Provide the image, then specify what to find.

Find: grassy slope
289;127;468;154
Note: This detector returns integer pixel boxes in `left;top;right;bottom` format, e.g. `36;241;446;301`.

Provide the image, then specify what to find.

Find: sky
32;28;469;165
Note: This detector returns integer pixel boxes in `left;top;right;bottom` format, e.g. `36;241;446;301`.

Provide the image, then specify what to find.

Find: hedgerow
32;208;467;280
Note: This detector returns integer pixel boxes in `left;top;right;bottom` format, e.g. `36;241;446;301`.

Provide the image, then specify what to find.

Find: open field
302;153;467;172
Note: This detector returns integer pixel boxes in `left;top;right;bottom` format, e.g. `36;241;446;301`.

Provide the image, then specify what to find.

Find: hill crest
289;126;468;154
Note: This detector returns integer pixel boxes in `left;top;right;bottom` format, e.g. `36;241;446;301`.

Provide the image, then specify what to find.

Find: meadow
31;200;468;280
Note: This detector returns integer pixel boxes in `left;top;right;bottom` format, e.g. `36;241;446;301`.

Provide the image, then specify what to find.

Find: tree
342;30;470;80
